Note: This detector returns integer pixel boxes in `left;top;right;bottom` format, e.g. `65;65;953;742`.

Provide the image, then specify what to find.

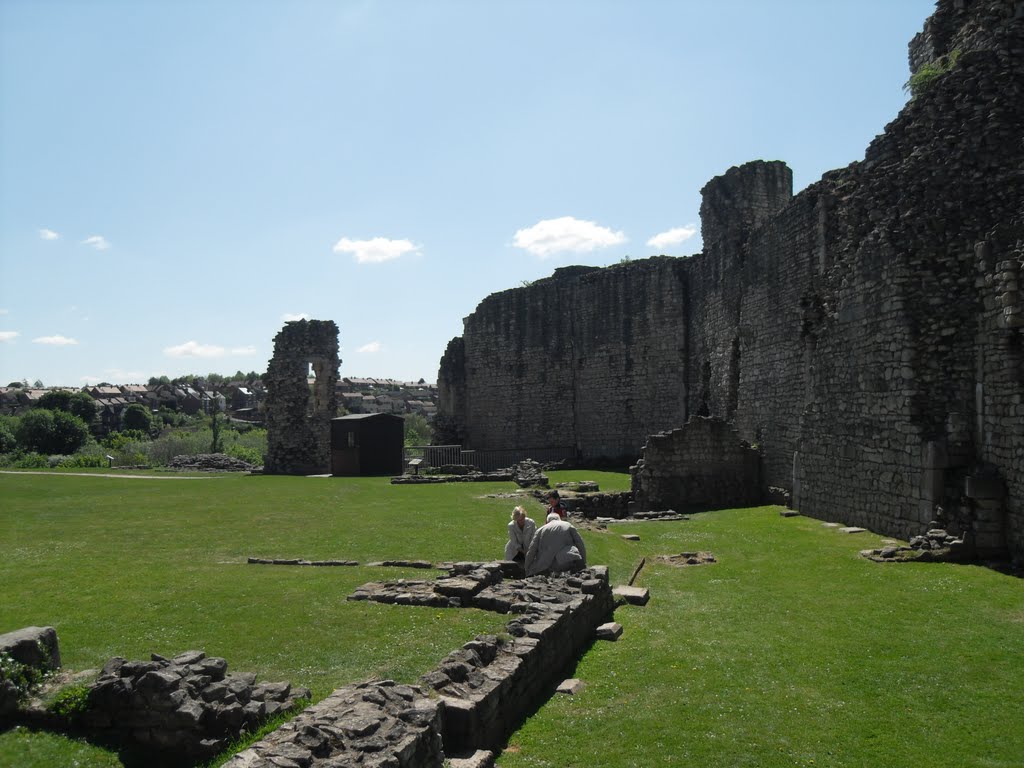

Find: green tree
36;390;97;424
16;409;90;454
0;422;16;453
69;392;98;423
148;375;171;387
403;413;433;446
210;411;223;453
37;390;72;412
122;404;154;434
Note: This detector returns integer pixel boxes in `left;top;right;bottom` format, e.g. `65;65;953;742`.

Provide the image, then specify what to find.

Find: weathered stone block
613;586;650;606
0;626;60;671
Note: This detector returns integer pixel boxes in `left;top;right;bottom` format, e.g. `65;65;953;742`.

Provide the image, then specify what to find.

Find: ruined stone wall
438;0;1024;556
631;417;761;513
264;320;339;475
447;260;689;461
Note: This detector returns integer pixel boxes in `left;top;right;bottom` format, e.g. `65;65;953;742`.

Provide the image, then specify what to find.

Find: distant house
201;391;227;414
119;384;148;402
227;386;254;410
97;397;129;433
88;386;122;400
177;386;203;415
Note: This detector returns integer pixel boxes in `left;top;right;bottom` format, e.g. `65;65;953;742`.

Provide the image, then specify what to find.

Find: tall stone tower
263;319;340;475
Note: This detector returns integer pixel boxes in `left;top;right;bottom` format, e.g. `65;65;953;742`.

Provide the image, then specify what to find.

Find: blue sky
0;0;935;387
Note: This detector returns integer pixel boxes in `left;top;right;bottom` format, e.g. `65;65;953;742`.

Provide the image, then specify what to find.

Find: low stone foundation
392;472;514;485
225;680;444;768
232;563;614;766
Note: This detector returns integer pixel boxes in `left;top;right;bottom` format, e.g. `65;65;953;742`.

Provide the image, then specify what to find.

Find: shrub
48;683;90;720
15;409;91;455
12;452;48;469
225;444;263;466
122;404;154;434
0;423;15;453
58;452;108;469
905;48;961;98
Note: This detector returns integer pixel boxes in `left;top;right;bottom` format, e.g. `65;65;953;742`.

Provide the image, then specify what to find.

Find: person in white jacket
504;506;537;562
525;513;587;576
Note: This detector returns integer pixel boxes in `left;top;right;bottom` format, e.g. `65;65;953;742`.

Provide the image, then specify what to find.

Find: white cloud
332;236;420;264
646;225;698;251
81;235;111;250
0;331;19;342
282;313;311;322
33;335;78;345
39;228;60;241
513;216;626;258
164;341;256;358
164;340;226;358
357;341;382;353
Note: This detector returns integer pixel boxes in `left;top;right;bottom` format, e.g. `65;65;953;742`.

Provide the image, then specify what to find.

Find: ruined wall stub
631;417;761;513
264;320;340;475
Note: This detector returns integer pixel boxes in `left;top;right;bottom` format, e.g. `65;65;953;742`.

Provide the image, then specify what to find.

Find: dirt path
0;470;222;480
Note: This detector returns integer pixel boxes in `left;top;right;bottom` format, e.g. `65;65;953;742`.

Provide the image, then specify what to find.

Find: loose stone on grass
595;622;623;641
621;534;641;541
612;585;650;606
556;679;586;695
839;526;867;534
657;552;717;567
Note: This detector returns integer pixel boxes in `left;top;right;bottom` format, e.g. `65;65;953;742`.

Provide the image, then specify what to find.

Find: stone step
613;585;650;605
447;749;496;768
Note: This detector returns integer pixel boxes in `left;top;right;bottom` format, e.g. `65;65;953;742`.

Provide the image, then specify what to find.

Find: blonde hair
511;506;526;521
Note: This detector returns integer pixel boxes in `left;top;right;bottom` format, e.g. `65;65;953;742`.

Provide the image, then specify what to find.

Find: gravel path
0;470;222;480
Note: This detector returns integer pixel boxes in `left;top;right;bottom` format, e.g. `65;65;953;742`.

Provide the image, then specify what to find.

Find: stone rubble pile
391;471;513;485
80;650;310;761
555;481;599;493
167;454;258;472
510;460;549;489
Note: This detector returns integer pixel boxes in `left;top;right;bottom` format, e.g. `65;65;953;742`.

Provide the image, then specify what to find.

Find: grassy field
1;470;1022;767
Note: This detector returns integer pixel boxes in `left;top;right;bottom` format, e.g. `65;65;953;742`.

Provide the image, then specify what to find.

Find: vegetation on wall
905;48;961;98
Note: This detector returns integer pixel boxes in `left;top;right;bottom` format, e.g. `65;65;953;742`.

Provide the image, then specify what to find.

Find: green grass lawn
1;470;1022;767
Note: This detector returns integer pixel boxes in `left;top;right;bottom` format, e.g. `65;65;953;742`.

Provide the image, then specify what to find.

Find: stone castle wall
437;0;1024;556
264;320;340;475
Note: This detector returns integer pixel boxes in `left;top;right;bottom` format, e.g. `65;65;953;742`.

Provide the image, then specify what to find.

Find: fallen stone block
447;750;496;768
779;509;800;517
612;585;650;606
838;526;867;534
595;622;623;641
621;534;641;541
555;678;585;695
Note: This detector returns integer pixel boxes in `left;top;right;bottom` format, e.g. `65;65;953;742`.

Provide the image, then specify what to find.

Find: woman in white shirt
504;506;537;562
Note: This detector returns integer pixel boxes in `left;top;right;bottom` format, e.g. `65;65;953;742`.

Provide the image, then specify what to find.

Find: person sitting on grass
545;489;567;520
525;512;587;576
504;505;537;562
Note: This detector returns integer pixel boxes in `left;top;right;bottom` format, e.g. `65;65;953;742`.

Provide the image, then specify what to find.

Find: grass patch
2;471;1022;767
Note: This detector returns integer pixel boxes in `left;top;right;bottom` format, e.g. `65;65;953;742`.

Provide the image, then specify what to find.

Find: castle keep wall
438;0;1024;556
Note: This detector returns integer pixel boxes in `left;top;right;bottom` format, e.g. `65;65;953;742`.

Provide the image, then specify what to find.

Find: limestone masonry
264;319;339;475
437;0;1024;558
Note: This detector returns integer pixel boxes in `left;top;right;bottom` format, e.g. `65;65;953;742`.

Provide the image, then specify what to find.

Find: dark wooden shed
330;413;405;476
